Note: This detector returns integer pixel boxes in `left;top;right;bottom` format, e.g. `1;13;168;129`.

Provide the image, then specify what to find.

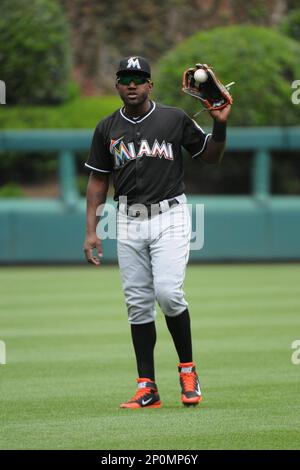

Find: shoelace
130;387;154;402
180;372;197;392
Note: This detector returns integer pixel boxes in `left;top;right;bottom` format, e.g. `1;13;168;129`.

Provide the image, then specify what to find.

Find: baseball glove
182;63;234;111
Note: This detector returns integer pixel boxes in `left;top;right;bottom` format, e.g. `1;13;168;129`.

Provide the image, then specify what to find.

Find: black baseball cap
116;56;151;77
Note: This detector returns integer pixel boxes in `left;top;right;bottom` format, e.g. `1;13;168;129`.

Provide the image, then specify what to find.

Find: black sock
165;308;193;363
130;321;156;381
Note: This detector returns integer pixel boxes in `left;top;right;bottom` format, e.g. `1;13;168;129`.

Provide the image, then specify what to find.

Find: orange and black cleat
178;362;202;406
120;378;162;409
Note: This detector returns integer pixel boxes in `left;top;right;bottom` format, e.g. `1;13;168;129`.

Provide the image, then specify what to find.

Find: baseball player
84;56;231;408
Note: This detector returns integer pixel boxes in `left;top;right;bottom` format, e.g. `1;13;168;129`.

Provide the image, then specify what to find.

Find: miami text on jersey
110;137;174;168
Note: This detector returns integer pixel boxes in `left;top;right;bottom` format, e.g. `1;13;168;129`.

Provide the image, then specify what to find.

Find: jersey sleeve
85;122;113;173
182;113;211;159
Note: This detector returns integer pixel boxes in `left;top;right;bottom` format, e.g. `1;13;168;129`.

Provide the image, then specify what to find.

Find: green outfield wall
0;129;300;263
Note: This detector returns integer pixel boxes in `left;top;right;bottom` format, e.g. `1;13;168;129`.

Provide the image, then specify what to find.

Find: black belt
120;198;179;218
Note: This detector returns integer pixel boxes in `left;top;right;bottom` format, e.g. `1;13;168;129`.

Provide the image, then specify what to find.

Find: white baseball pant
117;194;191;324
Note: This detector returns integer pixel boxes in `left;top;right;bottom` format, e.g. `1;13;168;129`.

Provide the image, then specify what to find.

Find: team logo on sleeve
110;138;173;168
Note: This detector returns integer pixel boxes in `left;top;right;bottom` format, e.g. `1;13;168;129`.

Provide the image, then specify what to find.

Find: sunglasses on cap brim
117;75;151;86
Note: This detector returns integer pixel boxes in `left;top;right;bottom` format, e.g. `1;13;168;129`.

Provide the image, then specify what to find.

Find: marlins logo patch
127;57;141;69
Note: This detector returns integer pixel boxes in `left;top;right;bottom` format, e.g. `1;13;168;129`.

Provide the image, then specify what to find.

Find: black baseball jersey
85;101;211;205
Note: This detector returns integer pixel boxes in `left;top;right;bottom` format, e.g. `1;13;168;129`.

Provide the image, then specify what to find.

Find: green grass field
0;265;300;450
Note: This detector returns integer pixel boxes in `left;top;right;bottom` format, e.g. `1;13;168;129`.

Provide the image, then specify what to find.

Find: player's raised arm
84;171;109;266
201;104;231;164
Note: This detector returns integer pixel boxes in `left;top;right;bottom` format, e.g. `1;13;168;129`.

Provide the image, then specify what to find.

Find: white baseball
194;69;208;84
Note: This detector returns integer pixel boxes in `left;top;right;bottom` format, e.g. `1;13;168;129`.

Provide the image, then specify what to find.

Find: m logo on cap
127;57;141;69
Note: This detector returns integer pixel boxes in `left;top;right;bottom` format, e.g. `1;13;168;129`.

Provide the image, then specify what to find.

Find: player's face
116;76;153;107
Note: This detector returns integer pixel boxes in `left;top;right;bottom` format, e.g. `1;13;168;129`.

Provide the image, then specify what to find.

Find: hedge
0;96;121;129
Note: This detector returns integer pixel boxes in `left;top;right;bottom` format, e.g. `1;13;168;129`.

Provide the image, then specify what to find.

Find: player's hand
209;104;231;123
84;233;103;266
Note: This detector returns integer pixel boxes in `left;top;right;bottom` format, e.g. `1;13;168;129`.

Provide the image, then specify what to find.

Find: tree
60;0;292;94
154;25;300;126
280;8;300;41
0;0;71;104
